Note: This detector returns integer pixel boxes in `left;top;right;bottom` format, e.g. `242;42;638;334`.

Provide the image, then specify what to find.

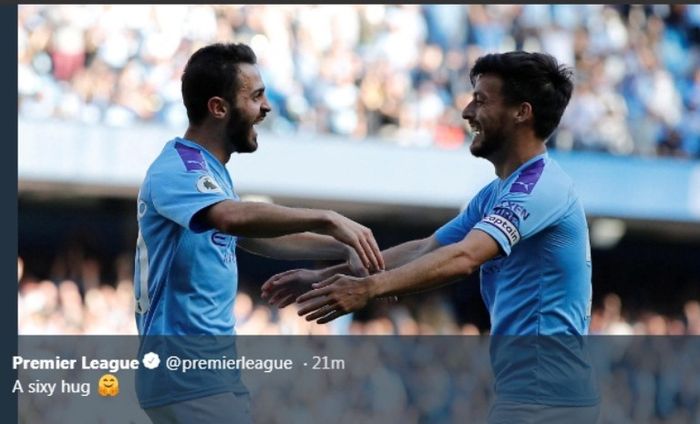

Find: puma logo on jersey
509;158;545;194
512;181;535;192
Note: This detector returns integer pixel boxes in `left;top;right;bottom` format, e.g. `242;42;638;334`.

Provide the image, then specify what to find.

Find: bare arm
295;235;442;276
380;236;443;270
297;229;501;323
200;200;383;272
237;233;351;262
260;235;442;307
202;200;342;238
368;230;498;297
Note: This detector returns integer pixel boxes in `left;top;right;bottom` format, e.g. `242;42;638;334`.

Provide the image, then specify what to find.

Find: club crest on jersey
196;175;223;193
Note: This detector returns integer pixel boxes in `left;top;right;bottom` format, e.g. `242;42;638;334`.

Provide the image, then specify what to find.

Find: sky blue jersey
435;152;592;336
434;152;598;406
134;138;249;409
134;137;239;336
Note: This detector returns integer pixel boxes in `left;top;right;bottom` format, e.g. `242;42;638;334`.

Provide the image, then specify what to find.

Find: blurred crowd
17;257;700;337
17;255;700;423
17;271;700;424
18;5;700;158
245;336;700;424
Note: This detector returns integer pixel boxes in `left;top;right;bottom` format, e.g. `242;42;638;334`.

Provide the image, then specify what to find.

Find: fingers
261;269;302;300
260;270;290;292
304;303;337;321
275;294;296;308
268;288;294;306
331;215;382;272
358;236;381;274
364;230;385;271
355;227;383;273
261;281;284;301
299;276;338;302
311;276;342;289
297;290;334;315
350;239;372;271
316;309;348;324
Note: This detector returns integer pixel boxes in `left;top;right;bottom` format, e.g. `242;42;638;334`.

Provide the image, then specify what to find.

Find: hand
346;249;370;277
261;268;323;308
296;274;374;324
323;211;384;273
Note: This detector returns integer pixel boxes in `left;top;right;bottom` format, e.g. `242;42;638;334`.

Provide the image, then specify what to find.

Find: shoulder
472;179;500;204
148;139;210;178
505;156;574;207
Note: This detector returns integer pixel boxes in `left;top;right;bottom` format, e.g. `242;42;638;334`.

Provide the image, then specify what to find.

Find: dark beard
470;134;503;158
469;118;510;159
225;111;256;154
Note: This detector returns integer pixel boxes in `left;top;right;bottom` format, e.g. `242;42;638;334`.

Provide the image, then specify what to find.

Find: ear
514;102;533;124
207;96;229;120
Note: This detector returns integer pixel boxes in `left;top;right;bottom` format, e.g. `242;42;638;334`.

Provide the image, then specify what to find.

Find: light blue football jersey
134;138;248;409
134;137;240;336
435;152;592;336
435;152;598;406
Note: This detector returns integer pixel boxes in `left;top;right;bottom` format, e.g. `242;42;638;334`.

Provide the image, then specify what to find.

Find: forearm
307;237;438;278
368;243;478;298
210;201;332;238
239;233;349;261
381;237;438;270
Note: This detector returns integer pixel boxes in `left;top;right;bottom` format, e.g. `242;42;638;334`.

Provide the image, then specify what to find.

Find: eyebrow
251;86;265;96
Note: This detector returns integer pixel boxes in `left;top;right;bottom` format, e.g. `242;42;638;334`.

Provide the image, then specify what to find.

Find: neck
490;134;546;179
183;125;231;164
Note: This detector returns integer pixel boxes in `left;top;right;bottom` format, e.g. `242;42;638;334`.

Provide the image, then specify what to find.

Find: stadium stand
18;5;700;157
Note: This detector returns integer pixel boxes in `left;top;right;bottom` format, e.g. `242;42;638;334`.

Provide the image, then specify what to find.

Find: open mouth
469;121;482;136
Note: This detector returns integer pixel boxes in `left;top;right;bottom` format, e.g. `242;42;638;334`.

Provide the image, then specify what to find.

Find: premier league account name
13;356;140;373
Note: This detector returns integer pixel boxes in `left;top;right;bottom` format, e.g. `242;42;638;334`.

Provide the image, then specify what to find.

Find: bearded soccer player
133;43;384;424
264;51;599;423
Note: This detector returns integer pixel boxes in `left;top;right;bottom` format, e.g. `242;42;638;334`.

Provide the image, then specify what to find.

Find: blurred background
16;5;700;423
17;4;700;337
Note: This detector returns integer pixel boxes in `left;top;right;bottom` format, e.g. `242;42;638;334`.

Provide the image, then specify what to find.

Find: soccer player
263;51;600;423
133;42;384;424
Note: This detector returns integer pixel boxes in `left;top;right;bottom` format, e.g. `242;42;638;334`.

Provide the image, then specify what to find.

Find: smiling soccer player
266;51;599;424
133;42;384;424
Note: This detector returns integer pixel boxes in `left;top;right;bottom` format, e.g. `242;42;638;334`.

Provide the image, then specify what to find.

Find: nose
462;101;474;120
261;95;272;114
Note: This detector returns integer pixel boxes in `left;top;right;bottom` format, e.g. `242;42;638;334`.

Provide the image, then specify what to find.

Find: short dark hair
181;43;257;125
469;51;574;140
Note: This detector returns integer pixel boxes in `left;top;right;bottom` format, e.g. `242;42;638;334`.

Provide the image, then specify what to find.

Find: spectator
18;5;700;157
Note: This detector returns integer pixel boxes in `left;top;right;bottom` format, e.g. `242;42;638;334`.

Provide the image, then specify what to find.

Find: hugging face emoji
98;374;119;397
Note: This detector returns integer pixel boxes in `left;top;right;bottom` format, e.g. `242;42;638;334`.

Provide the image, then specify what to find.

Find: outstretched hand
296;274;374;324
261;249;372;308
324;211;384;273
261;268;323;308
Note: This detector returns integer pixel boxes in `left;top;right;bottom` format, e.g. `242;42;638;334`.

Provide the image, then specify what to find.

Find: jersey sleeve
473;183;571;256
150;168;229;233
434;186;490;246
